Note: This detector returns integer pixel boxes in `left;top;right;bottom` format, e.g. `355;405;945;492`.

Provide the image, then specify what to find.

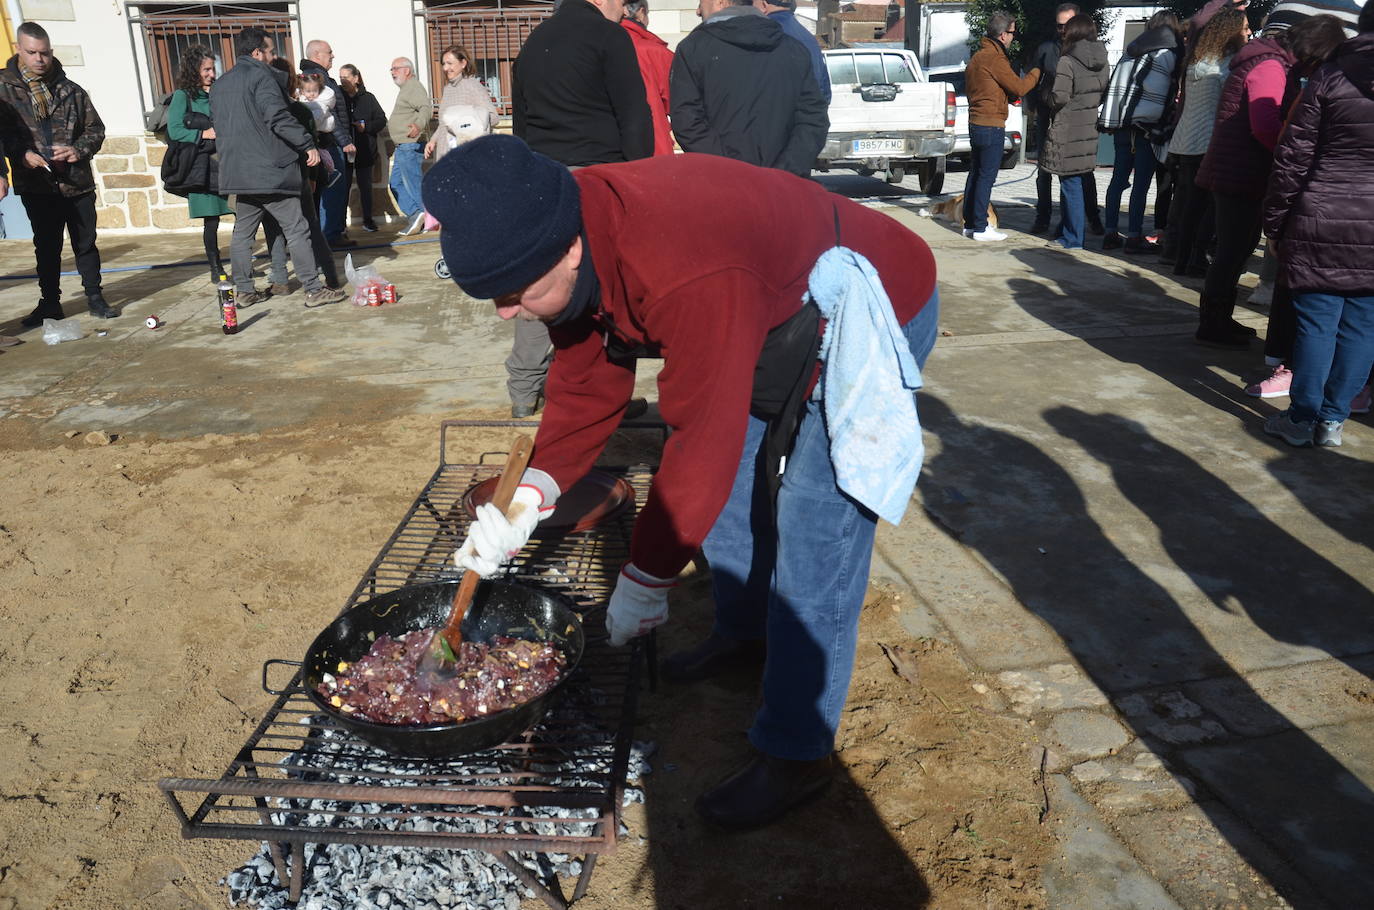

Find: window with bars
130;2;295;110
423;0;554;115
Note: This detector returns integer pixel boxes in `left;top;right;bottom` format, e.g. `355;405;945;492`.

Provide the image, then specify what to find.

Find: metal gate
420;0;554;114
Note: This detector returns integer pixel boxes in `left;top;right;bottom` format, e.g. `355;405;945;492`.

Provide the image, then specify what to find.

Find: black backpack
145;91;175;139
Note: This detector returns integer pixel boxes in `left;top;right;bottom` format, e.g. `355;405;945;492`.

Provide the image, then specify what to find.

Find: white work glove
606;563;676;647
455;469;559;577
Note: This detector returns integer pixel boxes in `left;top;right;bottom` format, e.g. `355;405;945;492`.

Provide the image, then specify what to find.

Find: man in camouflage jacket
0;21;115;325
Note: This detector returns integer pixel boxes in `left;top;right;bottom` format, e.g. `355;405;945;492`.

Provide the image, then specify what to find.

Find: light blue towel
807;246;924;525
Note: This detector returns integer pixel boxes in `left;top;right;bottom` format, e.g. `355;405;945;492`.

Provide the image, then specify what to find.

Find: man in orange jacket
963;10;1039;241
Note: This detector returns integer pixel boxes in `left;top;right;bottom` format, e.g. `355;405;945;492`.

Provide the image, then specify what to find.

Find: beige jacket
387;76;431;144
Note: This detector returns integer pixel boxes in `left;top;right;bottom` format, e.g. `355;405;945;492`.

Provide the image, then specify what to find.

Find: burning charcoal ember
316;632;567;725
222;719;620;909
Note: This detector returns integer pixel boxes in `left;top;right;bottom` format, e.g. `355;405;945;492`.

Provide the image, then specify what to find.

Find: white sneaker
970;228;1007;242
962;229;975;238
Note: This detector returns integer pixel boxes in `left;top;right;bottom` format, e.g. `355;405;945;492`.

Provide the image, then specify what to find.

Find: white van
814;47;956;193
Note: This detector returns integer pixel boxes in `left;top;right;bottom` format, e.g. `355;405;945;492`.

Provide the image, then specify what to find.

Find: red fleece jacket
529;154;937;579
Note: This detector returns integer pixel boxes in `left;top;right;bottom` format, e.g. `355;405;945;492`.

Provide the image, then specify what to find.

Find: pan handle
261;659;307;696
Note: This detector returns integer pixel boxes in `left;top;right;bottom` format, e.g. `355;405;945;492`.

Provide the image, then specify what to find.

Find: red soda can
221;298;238;334
366;284;381;306
381;283;396;305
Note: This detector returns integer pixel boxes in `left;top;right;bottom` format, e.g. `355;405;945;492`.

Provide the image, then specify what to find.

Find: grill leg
571;853;597;903
266;841;288;890
496;852;568;910
289;842;305;903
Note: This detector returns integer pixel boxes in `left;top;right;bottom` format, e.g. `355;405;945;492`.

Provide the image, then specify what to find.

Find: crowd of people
974;0;1373;448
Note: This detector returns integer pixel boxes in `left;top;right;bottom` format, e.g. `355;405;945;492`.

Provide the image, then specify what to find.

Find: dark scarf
548;231;600;328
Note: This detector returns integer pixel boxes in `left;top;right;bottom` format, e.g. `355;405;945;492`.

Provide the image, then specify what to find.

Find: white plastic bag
344;253;395;307
42;318;83;345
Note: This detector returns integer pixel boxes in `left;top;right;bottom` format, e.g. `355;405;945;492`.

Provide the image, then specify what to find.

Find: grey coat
209;55;314;195
1041;40;1108;177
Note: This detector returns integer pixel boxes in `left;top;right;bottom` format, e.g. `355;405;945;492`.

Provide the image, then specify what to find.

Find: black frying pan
264;579;585;758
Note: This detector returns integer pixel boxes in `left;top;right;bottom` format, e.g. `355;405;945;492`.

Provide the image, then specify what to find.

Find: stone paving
1;170;1370;909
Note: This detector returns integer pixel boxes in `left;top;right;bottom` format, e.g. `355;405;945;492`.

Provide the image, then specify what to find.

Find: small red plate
462;469;635;534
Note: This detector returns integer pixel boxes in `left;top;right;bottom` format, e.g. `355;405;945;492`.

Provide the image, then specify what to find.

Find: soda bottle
217;274;238;335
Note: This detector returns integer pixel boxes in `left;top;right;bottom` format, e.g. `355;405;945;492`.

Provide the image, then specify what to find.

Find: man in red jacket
621;0;675;155
422;136;939;829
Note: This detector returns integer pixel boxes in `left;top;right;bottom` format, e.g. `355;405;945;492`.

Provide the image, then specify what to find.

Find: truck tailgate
828;84;947;133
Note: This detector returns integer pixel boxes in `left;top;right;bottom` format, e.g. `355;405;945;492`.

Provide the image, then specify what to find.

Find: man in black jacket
0;21;116;325
506;0;652;418
512;0;653;167
211;28;345;307
670;0;828;178
300;39;356;248
1029;2;1103;235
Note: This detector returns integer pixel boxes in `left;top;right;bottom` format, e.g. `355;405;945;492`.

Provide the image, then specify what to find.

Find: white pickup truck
812;47;956;193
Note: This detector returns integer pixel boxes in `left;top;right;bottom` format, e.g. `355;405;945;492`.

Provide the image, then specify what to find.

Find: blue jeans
1058;174;1085;249
701;290;940;760
1289;292;1374;424
1104;128;1156;238
962;125;1004;233
318;145;350;241
389;142;424;219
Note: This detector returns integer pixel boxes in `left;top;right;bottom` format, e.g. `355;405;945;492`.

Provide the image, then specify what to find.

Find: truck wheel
917;157;946;195
885;166;905;184
435;258;450;281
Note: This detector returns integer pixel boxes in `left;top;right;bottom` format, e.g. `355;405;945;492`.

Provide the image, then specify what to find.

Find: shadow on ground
919;391;1374;908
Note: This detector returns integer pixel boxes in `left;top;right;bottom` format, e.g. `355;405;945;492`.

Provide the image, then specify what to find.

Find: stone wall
92;135;172;233
92;135;401;235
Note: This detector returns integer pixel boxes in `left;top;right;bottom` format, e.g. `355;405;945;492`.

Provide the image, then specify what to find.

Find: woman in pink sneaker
1261;5;1374;448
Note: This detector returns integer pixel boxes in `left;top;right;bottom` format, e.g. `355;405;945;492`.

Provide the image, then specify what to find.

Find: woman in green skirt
167;45;232;283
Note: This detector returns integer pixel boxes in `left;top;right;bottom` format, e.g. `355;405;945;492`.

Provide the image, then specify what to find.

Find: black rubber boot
20;300;63;327
87;295;119;319
1195;293;1249;349
697;751;835;830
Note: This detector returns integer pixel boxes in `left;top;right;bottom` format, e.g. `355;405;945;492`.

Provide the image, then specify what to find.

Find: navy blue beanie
421;135;581;300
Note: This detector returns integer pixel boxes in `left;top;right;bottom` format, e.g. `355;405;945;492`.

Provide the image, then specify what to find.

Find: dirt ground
0;411;1052;910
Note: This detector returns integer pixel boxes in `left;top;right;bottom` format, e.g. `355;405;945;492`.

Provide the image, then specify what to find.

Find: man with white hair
386;57;429;236
300;38;357;247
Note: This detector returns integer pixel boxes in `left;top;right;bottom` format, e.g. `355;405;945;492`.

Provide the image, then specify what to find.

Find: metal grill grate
159;420;660;908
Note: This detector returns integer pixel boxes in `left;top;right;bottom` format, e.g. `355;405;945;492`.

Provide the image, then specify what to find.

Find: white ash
221;716;654;909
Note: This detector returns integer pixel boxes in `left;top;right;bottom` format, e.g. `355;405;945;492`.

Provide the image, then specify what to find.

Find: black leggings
203;216;223;273
1202;191;1263;318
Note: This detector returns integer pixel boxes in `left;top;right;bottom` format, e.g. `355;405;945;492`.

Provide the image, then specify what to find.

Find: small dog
930;193;999;230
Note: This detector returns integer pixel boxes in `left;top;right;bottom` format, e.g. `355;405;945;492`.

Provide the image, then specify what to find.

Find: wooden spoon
414;437;533;692
443;435;534;650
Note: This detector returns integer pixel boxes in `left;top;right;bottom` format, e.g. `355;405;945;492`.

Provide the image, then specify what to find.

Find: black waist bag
751;301;822;505
599;298;821;505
